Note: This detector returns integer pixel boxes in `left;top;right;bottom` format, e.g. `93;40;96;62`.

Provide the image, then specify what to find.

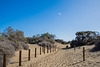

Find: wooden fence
3;46;86;67
3;46;57;67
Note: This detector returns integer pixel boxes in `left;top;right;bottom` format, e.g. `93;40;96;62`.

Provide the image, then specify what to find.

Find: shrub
70;31;99;48
55;39;67;44
70;40;86;48
25;37;43;44
38;41;54;47
2;27;25;42
26;33;56;44
0;41;15;67
19;42;29;50
46;39;55;44
0;27;29;67
0;38;29;67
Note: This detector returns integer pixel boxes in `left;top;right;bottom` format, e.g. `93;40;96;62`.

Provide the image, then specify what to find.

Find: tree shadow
89;47;100;52
61;47;71;50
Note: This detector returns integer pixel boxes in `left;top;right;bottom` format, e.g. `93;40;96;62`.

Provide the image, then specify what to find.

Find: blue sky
0;0;100;41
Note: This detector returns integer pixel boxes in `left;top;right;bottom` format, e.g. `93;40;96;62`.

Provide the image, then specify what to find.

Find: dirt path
31;45;100;67
7;43;100;67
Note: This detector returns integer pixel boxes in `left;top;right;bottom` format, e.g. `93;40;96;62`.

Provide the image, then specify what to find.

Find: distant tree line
25;32;55;44
25;33;68;45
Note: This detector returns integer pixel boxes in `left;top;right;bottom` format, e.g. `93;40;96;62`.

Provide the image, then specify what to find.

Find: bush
2;27;25;42
19;42;29;50
0;41;15;67
38;41;54;47
46;39;55;44
70;31;99;48
55;39;67;44
25;37;43;44
0;39;29;67
26;32;56;44
70;40;87;48
0;27;29;67
87;40;96;45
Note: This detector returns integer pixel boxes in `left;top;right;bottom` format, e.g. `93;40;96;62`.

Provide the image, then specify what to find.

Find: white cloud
58;12;62;16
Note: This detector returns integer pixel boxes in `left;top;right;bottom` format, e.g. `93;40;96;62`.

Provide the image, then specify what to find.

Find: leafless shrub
0;41;15;67
20;42;29;50
0;52;3;67
0;39;29;67
0;27;29;67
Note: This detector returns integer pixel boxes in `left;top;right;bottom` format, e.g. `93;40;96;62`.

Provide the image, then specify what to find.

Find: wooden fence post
44;46;45;54
47;46;49;53
35;48;37;58
53;47;54;52
19;50;22;66
74;45;76;51
28;49;30;61
55;46;56;51
3;54;6;67
42;46;43;52
50;46;51;53
83;47;85;61
40;47;41;55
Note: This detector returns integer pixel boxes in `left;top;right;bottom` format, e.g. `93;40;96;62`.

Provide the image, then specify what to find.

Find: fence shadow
68;60;83;66
10;61;19;64
10;60;28;64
